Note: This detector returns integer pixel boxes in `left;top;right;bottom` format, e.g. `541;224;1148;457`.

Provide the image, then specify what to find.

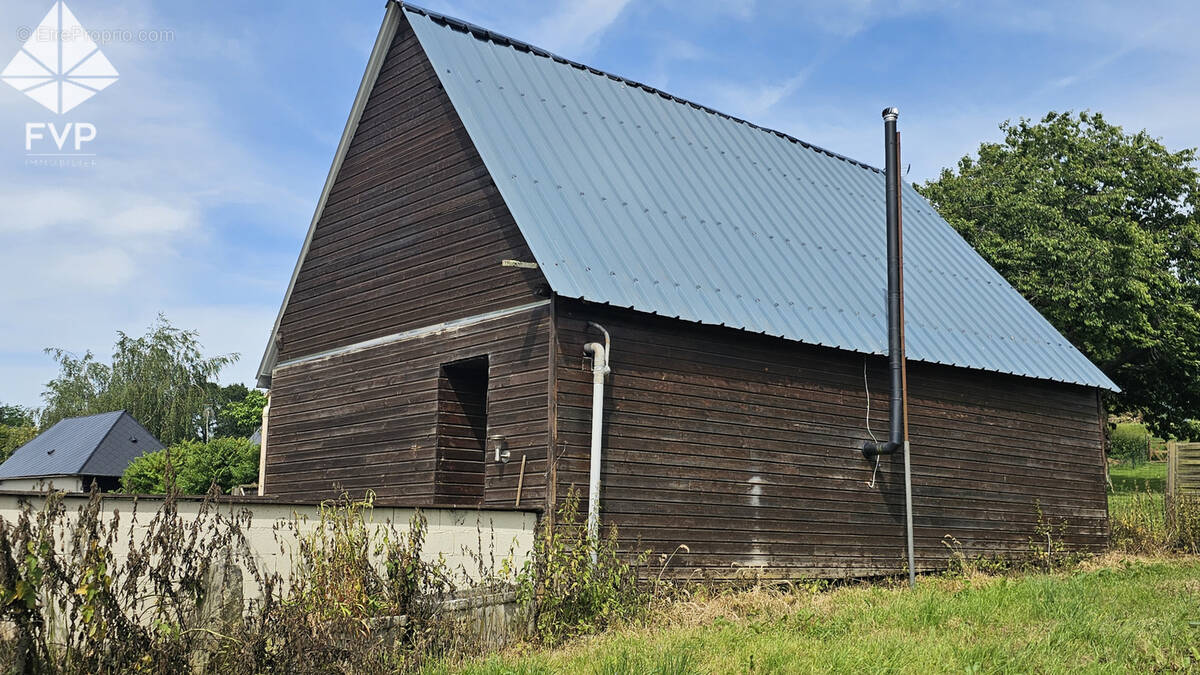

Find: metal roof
404;5;1116;391
0;411;164;480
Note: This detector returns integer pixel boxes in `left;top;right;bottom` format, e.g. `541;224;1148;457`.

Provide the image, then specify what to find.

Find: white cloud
46;247;137;291
0;188;198;237
708;70;811;120
97;203;197;238
0;190;91;233
785;0;951;37
529;0;633;55
0;0;310;408
644;35;709;90
652;0;757;21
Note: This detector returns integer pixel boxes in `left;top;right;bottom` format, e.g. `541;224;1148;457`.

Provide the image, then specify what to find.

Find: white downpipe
257;392;270;496
584;322;611;564
904;440;915;586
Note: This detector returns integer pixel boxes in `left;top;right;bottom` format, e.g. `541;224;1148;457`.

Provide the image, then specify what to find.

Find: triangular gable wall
259;5;546;384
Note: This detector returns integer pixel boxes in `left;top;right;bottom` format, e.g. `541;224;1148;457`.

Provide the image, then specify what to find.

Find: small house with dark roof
0;411;163;492
255;2;1115;577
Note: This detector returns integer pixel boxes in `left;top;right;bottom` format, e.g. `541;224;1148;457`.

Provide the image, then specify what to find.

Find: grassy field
426;460;1198;674
1109;461;1167;494
441;556;1200;673
1109;461;1167;536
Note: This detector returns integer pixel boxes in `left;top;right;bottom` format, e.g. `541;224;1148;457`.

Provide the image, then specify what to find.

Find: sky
0;0;1196;410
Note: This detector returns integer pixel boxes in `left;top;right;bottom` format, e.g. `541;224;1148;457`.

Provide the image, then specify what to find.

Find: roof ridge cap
399;1;883;174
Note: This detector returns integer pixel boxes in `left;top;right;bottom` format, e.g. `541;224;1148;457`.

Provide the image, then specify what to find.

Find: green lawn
1109;461;1167;495
1108;461;1166;528
442;558;1200;674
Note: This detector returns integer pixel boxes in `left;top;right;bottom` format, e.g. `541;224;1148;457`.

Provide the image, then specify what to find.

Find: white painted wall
0;477;84;492
0;492;538;600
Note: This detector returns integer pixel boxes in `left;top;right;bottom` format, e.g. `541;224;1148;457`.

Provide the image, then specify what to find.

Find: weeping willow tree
39;316;238;445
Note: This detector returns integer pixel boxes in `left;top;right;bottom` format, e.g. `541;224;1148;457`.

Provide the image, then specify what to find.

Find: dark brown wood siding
435;357;490;504
551;298;1108;578
274;13;546;363
265;14;551;506
267;305;550;504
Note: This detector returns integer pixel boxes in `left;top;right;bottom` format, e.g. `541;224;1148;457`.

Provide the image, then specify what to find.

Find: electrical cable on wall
864;358;881;488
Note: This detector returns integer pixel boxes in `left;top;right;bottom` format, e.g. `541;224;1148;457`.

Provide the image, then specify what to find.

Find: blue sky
0;0;1196;409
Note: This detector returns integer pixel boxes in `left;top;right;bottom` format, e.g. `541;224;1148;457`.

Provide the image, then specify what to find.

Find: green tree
0;403;37;463
39;315;238;446
203;383;267;438
121;437;260;494
0;404;33;427
0;425;37;464
919;111;1200;437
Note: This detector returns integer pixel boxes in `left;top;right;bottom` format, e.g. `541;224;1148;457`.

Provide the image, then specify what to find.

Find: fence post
1167;439;1177;511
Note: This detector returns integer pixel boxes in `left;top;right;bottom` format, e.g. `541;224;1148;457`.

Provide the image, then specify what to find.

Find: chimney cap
882;107;899;121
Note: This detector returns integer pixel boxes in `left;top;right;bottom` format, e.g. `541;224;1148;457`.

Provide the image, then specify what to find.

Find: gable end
258;5;546;385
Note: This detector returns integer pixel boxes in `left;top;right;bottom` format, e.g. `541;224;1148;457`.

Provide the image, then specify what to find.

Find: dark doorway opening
436;356;489;504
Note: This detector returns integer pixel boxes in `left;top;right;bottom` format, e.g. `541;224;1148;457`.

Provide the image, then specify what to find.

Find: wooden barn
255;2;1117;577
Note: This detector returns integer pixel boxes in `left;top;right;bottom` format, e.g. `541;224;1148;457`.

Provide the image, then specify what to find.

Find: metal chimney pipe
863;107;916;588
864;107;907;459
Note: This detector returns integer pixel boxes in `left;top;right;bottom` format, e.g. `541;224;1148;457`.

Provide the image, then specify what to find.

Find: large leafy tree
0;403;36;463
919;111;1200;437
40;316;238;445
203;383;267;439
0;405;32;428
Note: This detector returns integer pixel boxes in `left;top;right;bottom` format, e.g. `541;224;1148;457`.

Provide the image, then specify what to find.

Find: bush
516;489;648;645
122;437;259;494
1109;424;1150;466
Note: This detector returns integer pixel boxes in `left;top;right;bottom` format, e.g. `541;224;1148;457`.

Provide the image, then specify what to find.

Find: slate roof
259;2;1117;391
0;411;163;479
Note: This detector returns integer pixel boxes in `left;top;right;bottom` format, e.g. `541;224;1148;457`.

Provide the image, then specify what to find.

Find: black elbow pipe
864;107;905;459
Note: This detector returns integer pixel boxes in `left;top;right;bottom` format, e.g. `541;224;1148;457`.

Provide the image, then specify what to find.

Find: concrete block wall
0;492;538;602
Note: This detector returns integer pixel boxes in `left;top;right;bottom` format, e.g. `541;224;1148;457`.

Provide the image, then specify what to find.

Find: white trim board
272;300;551;374
256;2;402;388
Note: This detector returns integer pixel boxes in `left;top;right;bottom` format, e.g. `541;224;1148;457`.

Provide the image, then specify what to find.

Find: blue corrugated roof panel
404;6;1117;391
0;411;163;479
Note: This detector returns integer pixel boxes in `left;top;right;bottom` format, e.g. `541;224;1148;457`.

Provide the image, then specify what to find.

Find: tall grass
0;489;479;673
1108;461;1200;555
1110;488;1168;554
